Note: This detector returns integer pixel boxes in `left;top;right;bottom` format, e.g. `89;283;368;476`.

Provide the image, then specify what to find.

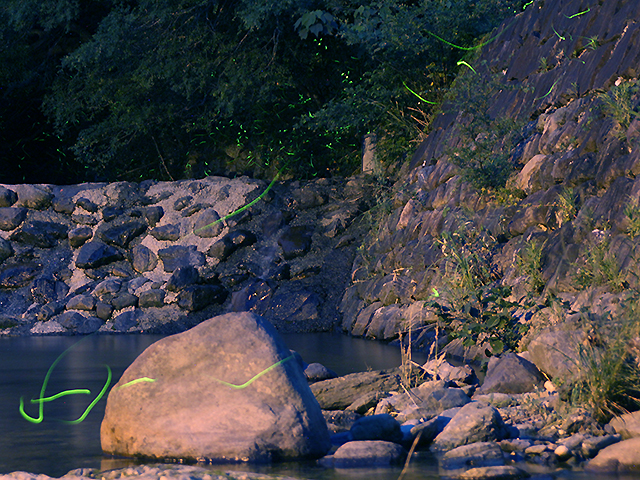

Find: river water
0;333;632;480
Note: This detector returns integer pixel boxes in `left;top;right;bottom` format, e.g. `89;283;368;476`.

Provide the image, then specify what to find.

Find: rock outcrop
100;312;331;462
0;176;371;335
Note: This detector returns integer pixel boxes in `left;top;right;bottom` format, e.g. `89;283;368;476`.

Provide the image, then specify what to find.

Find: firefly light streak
210;355;295;390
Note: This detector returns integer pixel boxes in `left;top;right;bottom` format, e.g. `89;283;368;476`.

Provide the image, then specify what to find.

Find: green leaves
294;10;338;39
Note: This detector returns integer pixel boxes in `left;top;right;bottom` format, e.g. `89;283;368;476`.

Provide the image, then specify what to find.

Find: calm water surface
0;333;634;479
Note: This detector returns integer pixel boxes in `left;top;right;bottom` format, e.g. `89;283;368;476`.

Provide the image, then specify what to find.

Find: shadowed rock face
100;312;331;462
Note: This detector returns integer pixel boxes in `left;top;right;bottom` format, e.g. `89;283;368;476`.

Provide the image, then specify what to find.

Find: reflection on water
0;333;415;477
0;333;628;480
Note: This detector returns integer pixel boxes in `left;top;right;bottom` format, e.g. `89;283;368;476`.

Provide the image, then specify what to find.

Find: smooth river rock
100;311;331;462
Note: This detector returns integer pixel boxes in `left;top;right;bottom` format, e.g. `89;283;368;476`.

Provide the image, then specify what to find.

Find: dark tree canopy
1;0;525;183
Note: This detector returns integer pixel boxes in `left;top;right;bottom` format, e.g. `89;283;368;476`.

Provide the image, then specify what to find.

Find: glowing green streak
211;355;294;389
565;8;590;18
523;1;534;9
402;82;437;104
194;170;282;233
535;79;560;100
116;377;156;389
19;337;84;424
63;365;111;425
552;26;565;41
457;60;477;73
30;389;91;403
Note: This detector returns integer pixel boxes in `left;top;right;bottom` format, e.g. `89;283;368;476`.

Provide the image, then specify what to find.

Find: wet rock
0;238;14;263
138;289;165;308
278;225;313;260
101;312;331;462
325;440;407;467
304;363;338;383
131;245;157;273
99;221;146;248
173;195;192;211
350;414;403;443
0;186;18;207
476;353;544;395
158;245;205;272
458;466;530;479
76;242;124;269
193;208;224;237
0;264;39;288
310;369;403;410
150;224;181;241
166;266;200;292
113;310;140;332
68;226;93;247
10;221;69;248
0;207;27;231
176;284;227;311
57;311;102;334
440;441;505;470
431;402;508;452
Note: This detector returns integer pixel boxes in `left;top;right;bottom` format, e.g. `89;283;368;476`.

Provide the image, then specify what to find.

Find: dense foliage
1;0;526;183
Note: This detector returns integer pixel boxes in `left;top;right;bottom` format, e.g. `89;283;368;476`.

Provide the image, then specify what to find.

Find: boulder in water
101;312;331;462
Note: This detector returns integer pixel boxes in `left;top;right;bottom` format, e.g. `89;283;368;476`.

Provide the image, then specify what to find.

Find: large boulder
100;312;331;462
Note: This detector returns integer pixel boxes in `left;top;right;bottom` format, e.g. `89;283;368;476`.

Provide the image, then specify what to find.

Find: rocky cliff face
339;0;640;358
0;176;371;335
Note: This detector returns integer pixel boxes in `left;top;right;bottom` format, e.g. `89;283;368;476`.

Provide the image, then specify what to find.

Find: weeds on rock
574;230;627;292
624;196;640;239
516;239;545;295
568;303;640;423
431;221;529;355
597;79;640;142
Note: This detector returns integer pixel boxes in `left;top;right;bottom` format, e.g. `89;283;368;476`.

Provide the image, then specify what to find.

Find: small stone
554;444;572;461
132;244;158;273
66;294;96;311
114;310;139;332
458;465;530;479
329;440;407;468
76;197;99;212
158;245;205;272
0;186;18;207
350;414;403;443
76;242;123;269
524;444;549;455
138;289;165;308
166;266;200;292
177;284;227;311
142;206;164;226
0;238;13;263
102;206;123;222
0;264;39;288
96;302;113;320
278;225;314;260
15;185;53;209
100;221;146;248
10;221;69;248
93;278;122;298
441;442;505;470
0;207;27;231
193;208;224;238
37;302;65;321
173;195;192;211
68;226;94;247
111;293;138;310
150;224;181;241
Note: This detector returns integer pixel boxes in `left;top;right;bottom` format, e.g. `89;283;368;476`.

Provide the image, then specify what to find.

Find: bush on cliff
1;0;526;183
